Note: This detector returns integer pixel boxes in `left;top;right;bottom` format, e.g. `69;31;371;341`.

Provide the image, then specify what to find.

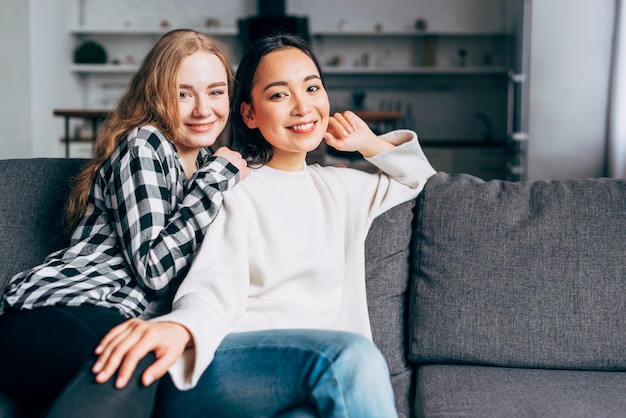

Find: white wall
0;0;79;159
528;0;615;179
0;0;31;158
30;0;81;157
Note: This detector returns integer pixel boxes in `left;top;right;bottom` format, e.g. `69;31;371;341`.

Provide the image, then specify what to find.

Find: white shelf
69;63;509;76
322;66;508;75
312;30;509;37
69;27;506;38
68;26;238;36
70;64;139;74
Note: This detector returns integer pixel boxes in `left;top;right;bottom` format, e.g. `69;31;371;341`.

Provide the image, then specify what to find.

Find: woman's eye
270;92;287;99
210;89;225;96
307;85;321;93
179;91;191;99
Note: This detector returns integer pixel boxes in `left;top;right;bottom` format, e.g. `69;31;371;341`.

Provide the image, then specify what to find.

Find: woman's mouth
186;122;215;133
289;121;316;133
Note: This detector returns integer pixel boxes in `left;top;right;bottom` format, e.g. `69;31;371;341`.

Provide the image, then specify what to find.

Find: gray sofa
1;157;625;418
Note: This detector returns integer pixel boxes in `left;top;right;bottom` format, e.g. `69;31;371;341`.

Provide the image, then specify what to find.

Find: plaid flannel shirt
2;126;239;318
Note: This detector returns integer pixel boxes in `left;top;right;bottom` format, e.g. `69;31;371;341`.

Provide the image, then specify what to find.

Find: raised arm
323;110;436;219
324;110;395;157
107;128;245;296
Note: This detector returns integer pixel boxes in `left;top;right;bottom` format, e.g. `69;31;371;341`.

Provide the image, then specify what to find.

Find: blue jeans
154;329;398;418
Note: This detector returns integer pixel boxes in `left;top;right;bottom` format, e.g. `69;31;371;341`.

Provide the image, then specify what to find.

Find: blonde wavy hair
65;29;234;233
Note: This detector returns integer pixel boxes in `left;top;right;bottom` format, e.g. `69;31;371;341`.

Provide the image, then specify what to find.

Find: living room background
0;0;616;180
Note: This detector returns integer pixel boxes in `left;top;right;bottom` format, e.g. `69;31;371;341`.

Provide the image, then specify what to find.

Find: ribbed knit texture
153;130;436;389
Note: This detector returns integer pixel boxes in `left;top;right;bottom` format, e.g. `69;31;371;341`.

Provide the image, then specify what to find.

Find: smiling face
175;50;230;162
240;47;330;171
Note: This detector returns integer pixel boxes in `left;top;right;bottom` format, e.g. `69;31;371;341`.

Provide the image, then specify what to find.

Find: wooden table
53;109;404;158
353;110;403;125
54;109;111;157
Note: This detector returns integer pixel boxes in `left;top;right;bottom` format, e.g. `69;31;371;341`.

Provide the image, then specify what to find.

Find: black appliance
238;0;309;49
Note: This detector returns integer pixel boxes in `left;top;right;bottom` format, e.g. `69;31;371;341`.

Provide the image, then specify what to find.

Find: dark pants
0;305;157;418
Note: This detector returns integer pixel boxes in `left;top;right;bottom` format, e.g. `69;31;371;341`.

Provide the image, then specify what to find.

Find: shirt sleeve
150;189;250;390
332;129;436;221
108;136;240;296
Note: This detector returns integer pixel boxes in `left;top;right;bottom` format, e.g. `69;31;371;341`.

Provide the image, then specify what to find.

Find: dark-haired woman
93;34;435;418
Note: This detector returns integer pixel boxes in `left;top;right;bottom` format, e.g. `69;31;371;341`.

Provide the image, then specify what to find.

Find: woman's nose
291;93;311;116
193;95;211;117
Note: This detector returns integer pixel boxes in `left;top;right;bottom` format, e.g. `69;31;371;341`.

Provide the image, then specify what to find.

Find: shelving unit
69;64;508;76
68;26;240;75
309;28;514;179
68;27;510;75
310;29;510;77
68;26;239;36
65;24;516;180
70;63;138;74
322;66;508;75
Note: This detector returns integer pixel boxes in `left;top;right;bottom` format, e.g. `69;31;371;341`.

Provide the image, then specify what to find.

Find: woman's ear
240;102;257;129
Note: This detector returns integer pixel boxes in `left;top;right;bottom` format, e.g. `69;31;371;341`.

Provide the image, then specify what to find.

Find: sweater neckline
253;164;309;188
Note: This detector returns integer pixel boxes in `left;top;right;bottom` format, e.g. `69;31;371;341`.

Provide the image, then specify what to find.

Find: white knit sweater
153;130;436;389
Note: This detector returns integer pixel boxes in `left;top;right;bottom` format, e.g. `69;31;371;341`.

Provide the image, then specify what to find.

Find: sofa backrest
0;157;418;416
0;158;88;302
409;172;626;371
365;199;416;417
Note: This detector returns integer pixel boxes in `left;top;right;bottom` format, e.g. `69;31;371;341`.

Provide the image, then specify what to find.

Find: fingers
92;319;148;386
111;334;160;388
337;110;359;128
213;147;250;179
327;111;357;138
137;323;191;387
92;320;191;389
93;319;139;367
325;111;361;151
325;109;382;156
140;347;183;386
94;320;130;356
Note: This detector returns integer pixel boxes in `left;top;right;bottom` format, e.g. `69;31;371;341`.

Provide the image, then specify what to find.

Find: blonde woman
0;29;247;418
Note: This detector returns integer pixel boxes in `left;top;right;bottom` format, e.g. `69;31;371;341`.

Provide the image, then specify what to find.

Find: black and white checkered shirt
2;126;240;318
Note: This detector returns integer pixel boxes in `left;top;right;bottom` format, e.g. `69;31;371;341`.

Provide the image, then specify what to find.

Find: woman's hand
324;110;394;158
91;318;192;388
213;147;250;179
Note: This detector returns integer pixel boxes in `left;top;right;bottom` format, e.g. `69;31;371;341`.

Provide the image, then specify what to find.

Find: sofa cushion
365;199;416;418
415;364;626;417
409;173;626;370
0;158;88;302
